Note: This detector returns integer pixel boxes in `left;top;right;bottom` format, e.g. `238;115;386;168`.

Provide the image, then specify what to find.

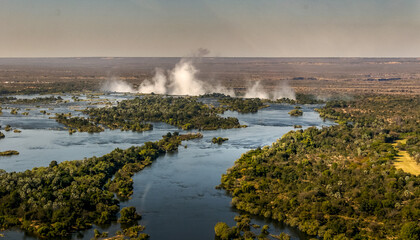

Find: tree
118;207;141;224
49;160;58;168
214;222;231;240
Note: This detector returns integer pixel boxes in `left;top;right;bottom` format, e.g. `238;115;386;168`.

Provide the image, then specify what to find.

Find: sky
0;0;419;57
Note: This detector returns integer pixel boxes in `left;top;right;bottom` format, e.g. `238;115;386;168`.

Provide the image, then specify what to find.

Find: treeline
0;81;97;95
273;93;325;105
0;132;202;238
219;95;420;239
84;95;243;131
107;132;202;199
202;93;323;113
0;96;63;104
218;97;269;113
214;215;290;240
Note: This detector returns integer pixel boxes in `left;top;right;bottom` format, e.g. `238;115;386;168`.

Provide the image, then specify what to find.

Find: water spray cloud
138;68;167;94
169;59;206;95
101;77;136;93
244;81;296;100
101;56;295;100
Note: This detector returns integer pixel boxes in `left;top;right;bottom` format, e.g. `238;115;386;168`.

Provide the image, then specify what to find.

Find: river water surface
0;95;333;240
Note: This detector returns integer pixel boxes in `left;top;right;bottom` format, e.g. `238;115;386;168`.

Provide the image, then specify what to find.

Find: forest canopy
0;132;202;238
219;95;420;240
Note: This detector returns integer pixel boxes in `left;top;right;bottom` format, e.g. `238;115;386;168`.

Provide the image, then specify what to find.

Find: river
0;95;333;239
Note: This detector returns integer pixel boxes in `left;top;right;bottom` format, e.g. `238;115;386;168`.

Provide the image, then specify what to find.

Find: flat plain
1;57;419;95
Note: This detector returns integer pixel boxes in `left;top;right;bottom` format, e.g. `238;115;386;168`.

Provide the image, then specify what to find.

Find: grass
392;140;420;176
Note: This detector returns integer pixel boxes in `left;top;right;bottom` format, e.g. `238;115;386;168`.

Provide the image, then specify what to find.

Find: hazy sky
1;0;419;57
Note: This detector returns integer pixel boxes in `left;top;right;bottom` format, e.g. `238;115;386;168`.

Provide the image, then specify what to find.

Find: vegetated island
55;113;105;133
288;108;303;116
83;95;243;131
218;95;420;240
4;125;12;131
202;93;325;114
0;132;202;238
218;97;269;113
0;150;19;156
212;137;229;144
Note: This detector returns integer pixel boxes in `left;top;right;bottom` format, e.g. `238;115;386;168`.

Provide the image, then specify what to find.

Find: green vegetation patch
84;95;242;131
0;96;63;104
118;207;141;224
219;95;420;240
288;109;303;116
0;150;19;156
218;97;269;113
212;137;229;144
55;113;105;133
0;132;202;238
214;215;289;240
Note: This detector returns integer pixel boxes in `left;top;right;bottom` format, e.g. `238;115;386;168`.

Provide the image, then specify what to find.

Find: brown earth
0;57;419;95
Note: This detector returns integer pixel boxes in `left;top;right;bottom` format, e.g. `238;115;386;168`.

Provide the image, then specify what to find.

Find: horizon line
0;56;419;59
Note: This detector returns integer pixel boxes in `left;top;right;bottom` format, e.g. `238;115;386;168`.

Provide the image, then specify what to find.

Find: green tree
214;222;231;240
118;207;141;224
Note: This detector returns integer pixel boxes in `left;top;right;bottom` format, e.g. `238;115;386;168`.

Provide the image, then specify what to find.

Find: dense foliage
318;96;420;164
118;207;142;224
0;132;202;238
55;113;104;133
214;215;289;240
219;95;420;239
109;224;149;240
0;96;63;104
84;95;242;131
273;93;325;105
218;97;269;113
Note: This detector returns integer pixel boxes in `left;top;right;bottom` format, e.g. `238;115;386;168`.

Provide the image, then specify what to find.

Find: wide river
0;94;334;240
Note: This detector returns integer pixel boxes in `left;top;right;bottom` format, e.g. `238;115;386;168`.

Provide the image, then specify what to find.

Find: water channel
0;95;334;239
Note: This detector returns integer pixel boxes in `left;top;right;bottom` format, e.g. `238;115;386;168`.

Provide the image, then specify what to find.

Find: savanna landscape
1;1;420;240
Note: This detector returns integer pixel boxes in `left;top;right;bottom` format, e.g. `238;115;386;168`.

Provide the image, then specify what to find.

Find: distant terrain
0;57;419;95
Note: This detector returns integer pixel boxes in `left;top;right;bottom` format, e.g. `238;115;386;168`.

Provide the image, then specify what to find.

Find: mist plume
138;68;167;94
101;50;294;100
135;57;235;96
169;59;206;95
101;77;136;93
244;81;296;100
272;81;296;100
244;81;270;99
